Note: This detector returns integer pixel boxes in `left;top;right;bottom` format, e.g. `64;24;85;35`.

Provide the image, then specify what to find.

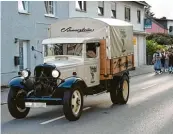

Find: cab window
86;43;97;58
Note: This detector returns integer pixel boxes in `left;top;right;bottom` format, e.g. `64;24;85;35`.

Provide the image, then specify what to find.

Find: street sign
133;37;137;45
144;18;152;29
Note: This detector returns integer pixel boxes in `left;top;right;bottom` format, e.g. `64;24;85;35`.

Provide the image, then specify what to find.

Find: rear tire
110;75;129;104
63;84;83;121
110;77;119;104
8;88;30;119
117;75;130;104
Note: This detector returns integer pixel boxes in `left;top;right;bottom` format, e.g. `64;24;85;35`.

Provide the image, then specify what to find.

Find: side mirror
95;43;100;47
31;46;42;54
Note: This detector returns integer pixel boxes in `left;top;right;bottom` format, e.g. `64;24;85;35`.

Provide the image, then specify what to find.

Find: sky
145;0;173;19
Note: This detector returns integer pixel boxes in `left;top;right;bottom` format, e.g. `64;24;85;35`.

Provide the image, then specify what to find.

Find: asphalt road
1;73;173;134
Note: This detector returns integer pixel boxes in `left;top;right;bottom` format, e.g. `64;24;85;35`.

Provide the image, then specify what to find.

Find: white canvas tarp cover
49;17;134;59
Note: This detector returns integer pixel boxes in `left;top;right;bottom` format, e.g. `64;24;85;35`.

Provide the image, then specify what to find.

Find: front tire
63;85;83;121
8;88;30;119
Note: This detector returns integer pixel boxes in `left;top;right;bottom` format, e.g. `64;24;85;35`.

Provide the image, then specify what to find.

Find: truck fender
58;76;87;89
8;77;25;89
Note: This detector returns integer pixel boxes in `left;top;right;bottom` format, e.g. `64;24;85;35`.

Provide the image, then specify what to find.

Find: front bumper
24;96;63;105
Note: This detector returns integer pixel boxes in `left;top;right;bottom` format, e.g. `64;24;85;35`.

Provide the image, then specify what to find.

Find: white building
1;1;147;86
69;1;148;67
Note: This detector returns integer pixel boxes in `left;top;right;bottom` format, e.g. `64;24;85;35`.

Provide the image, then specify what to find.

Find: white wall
69;1;145;32
1;1;69;85
167;20;173;35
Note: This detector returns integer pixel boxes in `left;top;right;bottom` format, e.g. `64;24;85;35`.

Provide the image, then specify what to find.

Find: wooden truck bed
100;40;134;80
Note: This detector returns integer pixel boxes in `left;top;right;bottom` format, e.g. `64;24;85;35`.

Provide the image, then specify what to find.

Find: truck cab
42;37;101;87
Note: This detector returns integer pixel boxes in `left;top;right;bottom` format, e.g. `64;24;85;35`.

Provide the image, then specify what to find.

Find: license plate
25;102;46;108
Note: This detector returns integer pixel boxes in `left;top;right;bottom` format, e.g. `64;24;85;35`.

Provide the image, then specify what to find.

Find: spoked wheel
117;75;129;104
122;79;129;102
71;90;82;116
63;85;83;121
8;88;30;119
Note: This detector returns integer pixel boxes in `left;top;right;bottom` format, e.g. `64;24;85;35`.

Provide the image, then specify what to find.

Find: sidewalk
129;65;154;77
1;65;154;105
1;88;9;105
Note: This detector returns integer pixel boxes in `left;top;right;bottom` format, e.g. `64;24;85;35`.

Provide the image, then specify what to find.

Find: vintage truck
8;17;134;121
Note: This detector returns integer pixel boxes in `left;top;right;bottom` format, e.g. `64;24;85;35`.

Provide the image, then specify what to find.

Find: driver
87;50;96;58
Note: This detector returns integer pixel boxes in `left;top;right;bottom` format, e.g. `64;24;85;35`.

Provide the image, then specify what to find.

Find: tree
146;33;173;45
144;5;155;17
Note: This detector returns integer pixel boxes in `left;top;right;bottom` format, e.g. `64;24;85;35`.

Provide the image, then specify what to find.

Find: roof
146;16;168;30
134;1;150;6
154;18;173;21
56;17;133;27
153;19;168;30
94;18;133;26
42;37;100;44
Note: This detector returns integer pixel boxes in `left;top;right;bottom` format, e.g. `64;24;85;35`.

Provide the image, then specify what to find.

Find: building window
111;2;116;18
169;26;173;32
76;1;86;11
137;10;141;23
125;7;130;21
98;1;104;16
18;1;29;13
44;1;55;16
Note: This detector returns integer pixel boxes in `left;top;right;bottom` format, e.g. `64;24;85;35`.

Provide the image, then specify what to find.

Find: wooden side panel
111;54;134;75
99;39;134;80
100;39;110;75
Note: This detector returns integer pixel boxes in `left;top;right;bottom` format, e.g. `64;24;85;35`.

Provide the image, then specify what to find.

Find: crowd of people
152;48;173;74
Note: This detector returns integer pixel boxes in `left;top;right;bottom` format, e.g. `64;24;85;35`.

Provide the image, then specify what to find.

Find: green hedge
146;33;173;45
146;40;167;55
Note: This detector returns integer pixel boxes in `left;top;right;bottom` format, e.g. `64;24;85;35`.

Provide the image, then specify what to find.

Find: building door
19;41;28;70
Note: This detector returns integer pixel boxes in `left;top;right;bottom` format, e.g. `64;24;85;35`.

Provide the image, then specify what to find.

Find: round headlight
52;70;60;78
21;70;29;78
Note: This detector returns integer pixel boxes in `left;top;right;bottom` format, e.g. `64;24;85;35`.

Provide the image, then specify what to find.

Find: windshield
44;43;83;57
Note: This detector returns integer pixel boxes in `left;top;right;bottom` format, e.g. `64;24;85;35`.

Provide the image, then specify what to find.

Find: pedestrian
160;50;166;72
164;51;169;72
168;51;173;73
152;50;162;74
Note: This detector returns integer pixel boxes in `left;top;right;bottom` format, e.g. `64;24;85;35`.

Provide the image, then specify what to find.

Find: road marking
141;84;157;90
40;107;91;125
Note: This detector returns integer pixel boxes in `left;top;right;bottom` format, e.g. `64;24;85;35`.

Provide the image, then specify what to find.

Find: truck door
84;42;100;87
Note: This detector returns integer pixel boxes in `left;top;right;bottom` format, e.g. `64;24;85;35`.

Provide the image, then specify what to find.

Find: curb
1;102;7;105
130;71;154;77
1;85;9;89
